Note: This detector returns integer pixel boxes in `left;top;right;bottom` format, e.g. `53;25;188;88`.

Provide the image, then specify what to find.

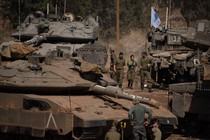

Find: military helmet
133;98;140;104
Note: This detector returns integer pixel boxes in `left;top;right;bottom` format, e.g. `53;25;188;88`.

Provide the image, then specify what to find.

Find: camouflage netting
1;41;37;58
74;58;102;74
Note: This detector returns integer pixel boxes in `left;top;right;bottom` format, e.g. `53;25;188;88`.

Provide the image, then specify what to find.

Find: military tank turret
12;11;99;44
9;11;107;67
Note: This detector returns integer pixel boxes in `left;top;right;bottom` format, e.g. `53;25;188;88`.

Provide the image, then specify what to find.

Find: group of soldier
106;48;162;140
110;48;160;92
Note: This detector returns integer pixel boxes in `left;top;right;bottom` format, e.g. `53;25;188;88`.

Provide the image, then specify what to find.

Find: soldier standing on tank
110;48;116;80
127;55;137;89
128;99;152;140
105;120;121;140
114;52;126;88
139;52;159;92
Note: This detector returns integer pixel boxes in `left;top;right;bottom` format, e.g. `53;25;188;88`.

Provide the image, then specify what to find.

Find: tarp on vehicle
1;42;37;58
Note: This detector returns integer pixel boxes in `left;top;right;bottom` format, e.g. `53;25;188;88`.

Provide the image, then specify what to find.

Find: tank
0;10;177;139
0;43;178;139
12;11;99;44
9;11;107;67
147;20;210;86
166;20;210;137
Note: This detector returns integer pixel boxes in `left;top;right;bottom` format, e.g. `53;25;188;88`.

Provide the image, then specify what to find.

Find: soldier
139;52;159;92
110;48;116;80
127;55;137;89
114;52;126;88
128;99;152;140
149;119;162;140
151;123;162;140
105;120;121;140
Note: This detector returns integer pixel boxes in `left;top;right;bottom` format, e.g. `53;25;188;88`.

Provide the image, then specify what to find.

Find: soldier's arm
127;61;130;68
137;59;142;72
128;106;134;120
135;61;138;67
114;65;116;72
124;60;126;71
149;58;153;65
145;107;152;123
114;59;117;72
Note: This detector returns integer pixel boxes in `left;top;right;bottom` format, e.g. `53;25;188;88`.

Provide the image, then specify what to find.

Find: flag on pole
151;7;161;28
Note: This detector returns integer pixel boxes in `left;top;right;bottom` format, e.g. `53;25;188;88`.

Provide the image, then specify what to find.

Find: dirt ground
123;82;209;140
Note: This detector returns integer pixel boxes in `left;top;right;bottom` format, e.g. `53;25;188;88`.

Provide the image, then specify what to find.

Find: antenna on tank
64;0;66;14
47;3;49;15
55;4;58;14
18;0;21;42
165;7;168;30
168;0;172;28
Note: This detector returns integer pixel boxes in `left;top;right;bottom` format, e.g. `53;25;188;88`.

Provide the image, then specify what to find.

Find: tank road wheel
202;122;210;137
185;115;201;136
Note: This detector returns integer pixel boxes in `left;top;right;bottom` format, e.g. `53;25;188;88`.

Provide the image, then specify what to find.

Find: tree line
0;0;156;39
0;0;210;39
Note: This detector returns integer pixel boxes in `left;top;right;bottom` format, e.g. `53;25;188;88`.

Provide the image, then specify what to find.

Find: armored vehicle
10;11;107;67
168;62;210;137
165;20;210;137
0;40;178;139
12;11;99;44
147;20;210;86
0;9;178;139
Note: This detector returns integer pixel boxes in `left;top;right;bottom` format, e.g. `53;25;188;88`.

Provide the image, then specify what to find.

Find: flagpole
18;0;21;42
64;0;66;14
116;0;120;54
169;0;171;28
165;7;168;29
150;7;153;28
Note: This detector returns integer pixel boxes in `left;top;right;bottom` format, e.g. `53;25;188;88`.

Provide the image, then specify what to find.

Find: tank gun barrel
92;85;160;108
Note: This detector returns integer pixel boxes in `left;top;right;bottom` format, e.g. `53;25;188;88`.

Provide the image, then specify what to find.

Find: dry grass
102;29;148;69
106;29;148;60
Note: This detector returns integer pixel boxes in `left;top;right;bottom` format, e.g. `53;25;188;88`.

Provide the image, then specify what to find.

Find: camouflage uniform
127;59;137;88
128;100;152;140
104;126;121;140
110;49;116;80
115;56;125;88
139;54;159;92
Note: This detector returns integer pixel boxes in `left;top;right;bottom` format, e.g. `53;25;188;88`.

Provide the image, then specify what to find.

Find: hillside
106;6;187;62
0;0;209;46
